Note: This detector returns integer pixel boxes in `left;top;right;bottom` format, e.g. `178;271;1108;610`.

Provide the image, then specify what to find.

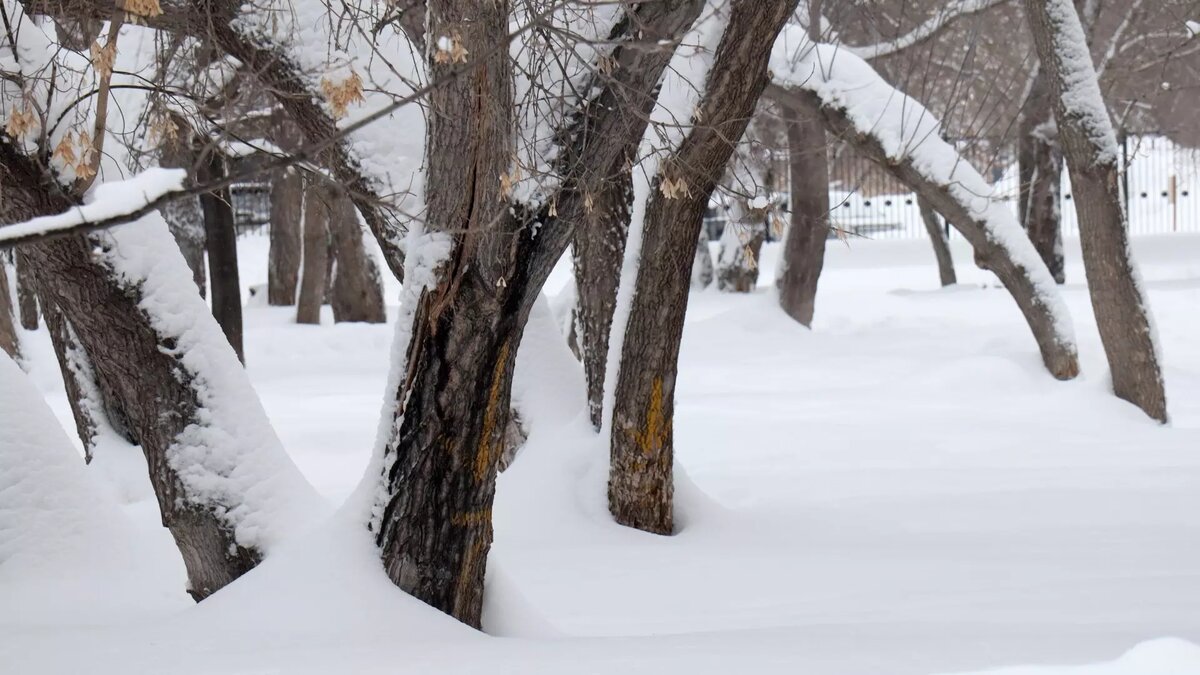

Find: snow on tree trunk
691;226;714;289
609;0;798;535
366;0;708;627
572;170;633;429
767;38;1079;380
0;258;18;358
918;197;957;287
197;153;244;362
1018;69;1066;284
269;168;303;306
296;180;330;326
330;191;386;324
715;218;766;292
776;102;830;325
15;252;38;331
1024;0;1167;421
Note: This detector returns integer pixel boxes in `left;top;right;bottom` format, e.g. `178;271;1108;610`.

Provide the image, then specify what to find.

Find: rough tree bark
692;227;714;289
918;196;957;286
0;144;304;599
197;152;244;362
15;252;38;330
609;0;798;535
1024;0;1167;421
296;180;330;325
768;82;1079;380
1018;68;1065;284
371;0;709;627
776;102;830;326
162;196;208;297
269;168;303;306
329;191;386;324
572;170;633;428
0;257;18;358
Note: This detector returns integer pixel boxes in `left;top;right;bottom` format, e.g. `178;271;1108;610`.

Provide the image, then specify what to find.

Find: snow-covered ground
4;232;1200;674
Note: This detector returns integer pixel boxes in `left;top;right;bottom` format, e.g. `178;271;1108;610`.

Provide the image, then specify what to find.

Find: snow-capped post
918;196;957;287
766;39;1080;381
1023;0;1168;421
608;0;799;535
776;98;831;326
715;117;778;294
573;170;634;429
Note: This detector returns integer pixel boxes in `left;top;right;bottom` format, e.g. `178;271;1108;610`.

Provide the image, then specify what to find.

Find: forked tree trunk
268;168;303;306
715;218;765;292
0;257;18;358
371;0;708;627
768;82;1079;380
1024;0;1166;421
15;252;38;330
296;181;330;325
776;103;830;327
572;169;633;428
609;0;798;535
918;197;957;287
329;192;386;324
1018;68;1065;284
197;152;244;362
692;226;714;289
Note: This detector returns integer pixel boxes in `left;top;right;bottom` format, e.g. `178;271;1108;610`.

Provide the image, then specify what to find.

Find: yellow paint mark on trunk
473;340;510;483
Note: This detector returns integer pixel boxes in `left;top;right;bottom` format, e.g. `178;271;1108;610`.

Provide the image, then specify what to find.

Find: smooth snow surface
4;233;1200;674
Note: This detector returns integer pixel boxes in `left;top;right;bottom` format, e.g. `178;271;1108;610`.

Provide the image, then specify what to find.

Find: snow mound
944;638;1200;674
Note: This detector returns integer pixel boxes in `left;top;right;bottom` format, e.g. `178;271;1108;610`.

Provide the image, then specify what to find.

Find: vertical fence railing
701;133;1200;242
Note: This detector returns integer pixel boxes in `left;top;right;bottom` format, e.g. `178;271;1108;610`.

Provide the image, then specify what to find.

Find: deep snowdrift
3;233;1200;674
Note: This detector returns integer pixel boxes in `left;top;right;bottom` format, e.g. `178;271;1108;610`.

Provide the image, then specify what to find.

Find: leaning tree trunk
776;102;830;326
15;251;38;330
572;169;633;429
0;257;18;358
1019;68;1065;284
197;152;244;362
163;196;208;297
296;180;330;325
609;0;798;535
918;197;957;287
1;145;318;600
768;77;1079;380
370;0;708;628
268;168;303;306
1024;0;1166;421
691;226;714;289
329;192;386;324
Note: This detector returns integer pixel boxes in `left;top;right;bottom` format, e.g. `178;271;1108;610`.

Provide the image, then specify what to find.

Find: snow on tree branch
0;168;184;248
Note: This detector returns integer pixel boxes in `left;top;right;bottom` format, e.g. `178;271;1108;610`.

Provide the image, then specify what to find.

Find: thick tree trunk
715;219;765;292
572;170;633;429
918;197;957;287
0;258;18;358
370;0;708;628
2;141;316;599
15;252;38;330
197;153;244;362
296;181;330;325
609;0;798;535
1018;69;1065;284
692;227;714;289
768;83;1079;380
329;192;386;324
776;104;830;326
269;168;303;306
1024;0;1167;421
